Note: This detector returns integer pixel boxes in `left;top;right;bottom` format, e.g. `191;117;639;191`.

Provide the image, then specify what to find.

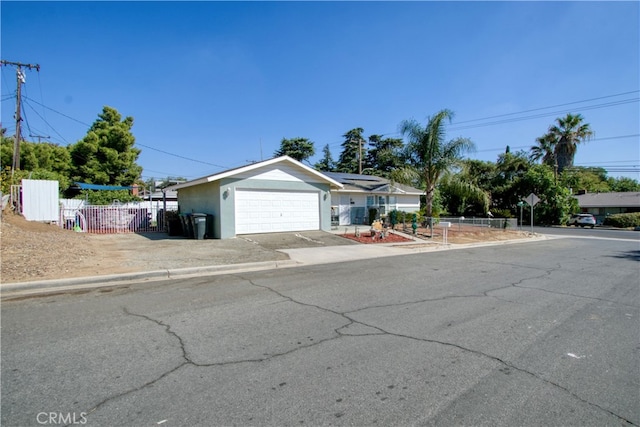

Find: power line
474;134;639;153
135;142;228;169
578;160;639;165
449;98;639;132
452;90;640;125
21;98;69;144
353;90;640;138
22;95;91;127
19;95;230;169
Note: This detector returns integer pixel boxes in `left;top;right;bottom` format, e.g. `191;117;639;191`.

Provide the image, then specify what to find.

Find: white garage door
235;190;320;234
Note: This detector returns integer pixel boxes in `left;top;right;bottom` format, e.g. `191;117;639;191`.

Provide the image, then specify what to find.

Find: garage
235;189;320;234
167;156;342;239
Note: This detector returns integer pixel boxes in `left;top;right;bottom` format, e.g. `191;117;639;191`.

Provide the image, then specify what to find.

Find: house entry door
339;195;351;225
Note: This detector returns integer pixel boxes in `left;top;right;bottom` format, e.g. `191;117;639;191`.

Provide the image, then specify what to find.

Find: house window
366;196;375;206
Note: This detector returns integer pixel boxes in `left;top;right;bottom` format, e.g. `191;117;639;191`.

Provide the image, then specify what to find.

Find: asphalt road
2;236;639;426
532;225;640;241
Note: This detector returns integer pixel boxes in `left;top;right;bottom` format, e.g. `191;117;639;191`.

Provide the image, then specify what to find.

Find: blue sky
2;1;639;182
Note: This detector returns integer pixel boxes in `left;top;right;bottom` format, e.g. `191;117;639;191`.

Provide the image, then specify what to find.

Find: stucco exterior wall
396;195;421;212
176;183;221;238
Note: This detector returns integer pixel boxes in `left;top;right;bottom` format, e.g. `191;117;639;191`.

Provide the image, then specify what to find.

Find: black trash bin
167;217;182;236
206;214;214;239
192;213;207;240
179;214;193;238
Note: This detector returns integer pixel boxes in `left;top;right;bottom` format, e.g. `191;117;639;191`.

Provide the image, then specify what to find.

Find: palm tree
393;109;475;233
530;133;556;166
548;113;593;173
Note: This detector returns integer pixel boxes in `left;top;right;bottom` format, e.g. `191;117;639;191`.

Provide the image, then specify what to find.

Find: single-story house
323;172;423;226
166;156;343;239
167;157;424;238
574;191;640;223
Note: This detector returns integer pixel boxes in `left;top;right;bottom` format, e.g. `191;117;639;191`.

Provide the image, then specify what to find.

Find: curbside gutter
0;259;301;300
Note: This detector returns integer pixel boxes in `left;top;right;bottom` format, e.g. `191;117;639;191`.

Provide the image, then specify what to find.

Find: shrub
389;210;398;230
603;212;640;228
368;208;378;225
491;208;514;218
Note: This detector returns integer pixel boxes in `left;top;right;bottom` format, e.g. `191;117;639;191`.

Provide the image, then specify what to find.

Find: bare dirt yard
1;211;533;284
1;211;126;283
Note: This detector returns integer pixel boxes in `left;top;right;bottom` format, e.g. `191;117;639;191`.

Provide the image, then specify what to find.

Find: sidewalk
1;228;546;299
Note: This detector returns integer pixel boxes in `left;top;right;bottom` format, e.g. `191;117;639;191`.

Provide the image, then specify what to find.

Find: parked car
567;213;596;228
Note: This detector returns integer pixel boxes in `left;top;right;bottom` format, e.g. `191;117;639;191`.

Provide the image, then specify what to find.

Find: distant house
573;191;640;223
324;172;423;226
143;189;178;203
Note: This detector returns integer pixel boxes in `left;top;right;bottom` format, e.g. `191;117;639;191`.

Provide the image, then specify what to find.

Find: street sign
521;193;539;232
523;193;540;207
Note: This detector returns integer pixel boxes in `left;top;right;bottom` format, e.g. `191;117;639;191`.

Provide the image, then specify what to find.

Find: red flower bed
340;231;414;244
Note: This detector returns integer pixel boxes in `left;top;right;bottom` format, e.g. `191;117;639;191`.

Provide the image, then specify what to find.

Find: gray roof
167;156;343;191
574;192;640;208
323;172;423;195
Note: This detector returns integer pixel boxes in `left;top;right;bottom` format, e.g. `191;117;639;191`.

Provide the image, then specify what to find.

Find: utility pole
358;137;363;174
29;134;50;143
1;60;40;177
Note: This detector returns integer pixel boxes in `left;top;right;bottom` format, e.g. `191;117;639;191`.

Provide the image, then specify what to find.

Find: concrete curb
1;259;300;299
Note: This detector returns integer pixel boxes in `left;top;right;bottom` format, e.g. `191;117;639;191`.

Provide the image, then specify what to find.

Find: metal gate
59;201;177;234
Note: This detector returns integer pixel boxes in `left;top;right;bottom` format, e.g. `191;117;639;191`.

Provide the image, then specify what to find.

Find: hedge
603;212;640;228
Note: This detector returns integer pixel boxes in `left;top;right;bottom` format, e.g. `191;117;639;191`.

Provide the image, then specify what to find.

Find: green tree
1;135;72;192
438;172;489;216
533;113;593;173
364;134;404;177
497;150;531;182
68;106;142;185
273;137;315;162
517;164;577;225
22;141;71;177
560;167;610;194
336;128;366;174
490;150;533;215
78;189;141;205
393;109;475;224
460;159;497;191
607;176;640;192
530;133;555;166
314;144;336;172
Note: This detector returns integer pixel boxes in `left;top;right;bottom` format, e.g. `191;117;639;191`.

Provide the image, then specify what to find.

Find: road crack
240;274;637;425
84;271;635;426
